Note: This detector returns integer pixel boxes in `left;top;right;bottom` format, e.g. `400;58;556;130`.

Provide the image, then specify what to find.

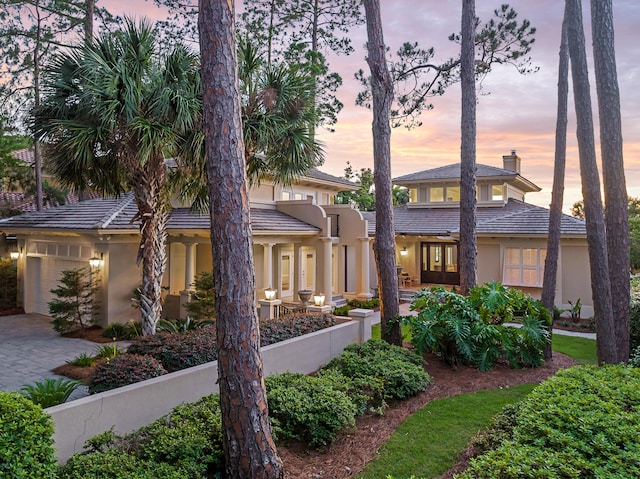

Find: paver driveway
0;313;97;398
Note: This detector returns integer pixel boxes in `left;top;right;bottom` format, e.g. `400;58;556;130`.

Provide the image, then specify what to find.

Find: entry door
280;251;294;298
420;243;460;285
301;251;315;291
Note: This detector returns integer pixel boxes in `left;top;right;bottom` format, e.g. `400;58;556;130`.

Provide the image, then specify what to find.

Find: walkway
0;314;103;399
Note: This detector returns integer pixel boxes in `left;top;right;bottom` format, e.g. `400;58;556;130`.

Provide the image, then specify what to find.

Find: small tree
185;271;216;320
0;258;18;311
48;267;99;334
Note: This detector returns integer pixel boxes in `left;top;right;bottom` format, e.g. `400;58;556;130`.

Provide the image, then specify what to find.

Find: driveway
0;313;99;399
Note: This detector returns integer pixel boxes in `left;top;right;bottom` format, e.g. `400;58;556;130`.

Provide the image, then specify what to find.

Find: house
0;169;374;325
362;151;593;316
0;151;594;324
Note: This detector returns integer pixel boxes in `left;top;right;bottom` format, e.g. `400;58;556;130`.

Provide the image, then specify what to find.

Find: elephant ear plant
405;283;550;371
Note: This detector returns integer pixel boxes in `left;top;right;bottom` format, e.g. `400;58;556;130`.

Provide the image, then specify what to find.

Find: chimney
502;150;521;173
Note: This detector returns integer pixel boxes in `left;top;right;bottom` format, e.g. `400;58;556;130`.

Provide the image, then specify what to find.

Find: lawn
357;331;598;478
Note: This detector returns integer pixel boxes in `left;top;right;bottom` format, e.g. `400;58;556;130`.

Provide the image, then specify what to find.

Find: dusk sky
105;1;639;212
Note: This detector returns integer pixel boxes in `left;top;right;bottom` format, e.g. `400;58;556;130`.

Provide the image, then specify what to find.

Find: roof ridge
97;192;135;229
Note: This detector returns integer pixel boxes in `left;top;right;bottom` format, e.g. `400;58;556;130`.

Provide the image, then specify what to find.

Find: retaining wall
46;312;374;462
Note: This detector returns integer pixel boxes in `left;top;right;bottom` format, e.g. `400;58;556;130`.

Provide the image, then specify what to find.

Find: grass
357;384;535;479
358;328;597;478
552;334;597;365
371;322;412;342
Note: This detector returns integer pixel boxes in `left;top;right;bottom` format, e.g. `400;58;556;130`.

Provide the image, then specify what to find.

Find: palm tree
172;35;323;209
35;19;201;336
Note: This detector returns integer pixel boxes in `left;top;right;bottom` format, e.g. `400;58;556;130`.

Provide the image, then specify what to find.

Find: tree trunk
34;0;43;211
132;156;168;337
459;0;477;296
542;11;570;361
565;0;616;363
198;1;284;478
85;0;94;44
363;0;401;346
591;0;630;362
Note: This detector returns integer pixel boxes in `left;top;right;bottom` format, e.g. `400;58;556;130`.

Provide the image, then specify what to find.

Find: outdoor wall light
89;252;103;268
313;293;325;307
400;246;408;256
264;287;277;301
9;247;22;260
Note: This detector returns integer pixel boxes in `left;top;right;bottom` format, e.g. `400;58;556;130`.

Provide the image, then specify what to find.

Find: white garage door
32;257;88;316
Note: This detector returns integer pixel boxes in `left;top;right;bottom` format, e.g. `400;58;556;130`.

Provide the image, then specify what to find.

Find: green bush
20;377;81;407
67;352;96;367
58;449;197;479
469;402;522;455
324;339;431;403
89;354;167;394
406;284;549;370
333;304;351;316
347;297;380;309
630;345;640;367
265;372;358;447
457;365;640;478
62;395;224;478
102;322;139;340
48;267;100;334
259;312;336;346
184;271;216;320
0;257;17;311
0;391;57;478
156;316;213;333
630;274;640;350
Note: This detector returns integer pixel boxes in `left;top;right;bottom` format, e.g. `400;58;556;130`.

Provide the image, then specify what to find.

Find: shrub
94;343;122;360
469;402;522;455
67;351;96;367
20;377;81;407
332;304;351;316
0;257;17;311
630;345;640;367
102;322;138;340
89;354;166;394
457;365;640;478
406;284;549;370
0;391;57;478
265;372;358;447
347;297;380;309
58;449;196;479
156;316;214;333
323;339;431;404
48;267;100;334
127;327;218;372
61;395;224;478
259;312;336;346
630;274;640;350
184;271;216;320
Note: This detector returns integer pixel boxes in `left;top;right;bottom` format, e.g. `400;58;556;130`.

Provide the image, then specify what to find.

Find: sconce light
313;293;325;307
264;287;277;301
400;246;408;256
89;252;103;268
9;247;22;260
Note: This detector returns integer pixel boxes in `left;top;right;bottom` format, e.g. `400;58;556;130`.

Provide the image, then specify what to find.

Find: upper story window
492;185;505;201
280;189;316;202
429;187;444;202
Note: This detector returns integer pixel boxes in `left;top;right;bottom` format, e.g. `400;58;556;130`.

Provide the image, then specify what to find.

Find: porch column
357;237;372;299
180;241;197;319
294;243;303;294
320;237;333;303
184;242;197;291
263;243;274;289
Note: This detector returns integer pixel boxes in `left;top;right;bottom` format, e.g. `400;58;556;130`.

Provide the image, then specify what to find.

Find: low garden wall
46;311;374;462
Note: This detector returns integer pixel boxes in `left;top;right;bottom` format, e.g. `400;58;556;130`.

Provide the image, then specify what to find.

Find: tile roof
361;199;586;237
393;163;520;182
0;193;320;234
304;169;358;189
11;148;34;165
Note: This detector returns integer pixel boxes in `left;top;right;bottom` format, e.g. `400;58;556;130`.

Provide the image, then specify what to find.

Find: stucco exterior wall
561;242;593;316
104;242;140;325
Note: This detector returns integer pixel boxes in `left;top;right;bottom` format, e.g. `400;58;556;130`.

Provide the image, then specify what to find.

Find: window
446;186;460;202
281;191;291;200
409;188;418;203
492;184;504;201
429;186;444;202
503;247;546;287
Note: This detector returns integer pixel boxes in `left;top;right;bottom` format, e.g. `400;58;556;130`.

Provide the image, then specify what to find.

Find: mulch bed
61;325;116;343
279;352;579;479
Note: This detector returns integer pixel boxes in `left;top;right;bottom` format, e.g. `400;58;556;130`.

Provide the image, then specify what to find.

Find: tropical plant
94;343;122;360
66;352;96;367
20;377;81;408
35;19;202;336
48;267;99;334
156;316;213;333
0;391;57;478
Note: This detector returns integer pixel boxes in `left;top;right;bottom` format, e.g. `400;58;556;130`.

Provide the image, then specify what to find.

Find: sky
97;1;640;212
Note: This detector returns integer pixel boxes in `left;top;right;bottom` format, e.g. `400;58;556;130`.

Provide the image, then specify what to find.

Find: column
180;241;197;319
320;237;333;304
263;243;274;289
357;237;372;299
294;243;303;293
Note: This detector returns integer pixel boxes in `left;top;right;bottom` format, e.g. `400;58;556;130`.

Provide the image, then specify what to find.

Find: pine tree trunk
591;0;630;362
85;0;94;44
198;1;284;478
542;11;570;360
565;0;616;363
459;0;477;296
363;0;401;346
